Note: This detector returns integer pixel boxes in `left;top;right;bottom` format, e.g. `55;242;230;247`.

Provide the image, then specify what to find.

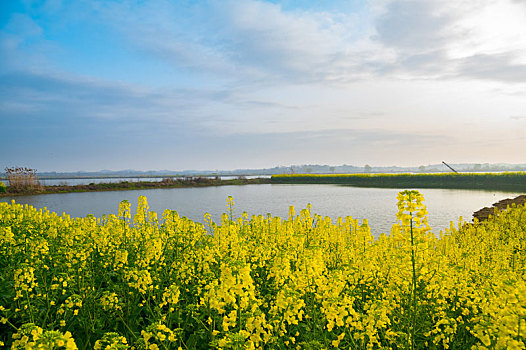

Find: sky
1;0;526;172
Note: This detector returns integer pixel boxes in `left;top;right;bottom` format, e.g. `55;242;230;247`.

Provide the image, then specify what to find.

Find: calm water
1;184;522;235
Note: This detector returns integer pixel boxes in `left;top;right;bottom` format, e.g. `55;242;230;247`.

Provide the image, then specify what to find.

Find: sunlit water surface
1;184;522;235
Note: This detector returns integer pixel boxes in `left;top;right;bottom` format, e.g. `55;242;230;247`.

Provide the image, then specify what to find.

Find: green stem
118;314;138;341
25;290;34;324
410;216;417;350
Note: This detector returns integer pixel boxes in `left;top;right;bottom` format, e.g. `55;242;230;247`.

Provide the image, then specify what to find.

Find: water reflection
1;184;521;235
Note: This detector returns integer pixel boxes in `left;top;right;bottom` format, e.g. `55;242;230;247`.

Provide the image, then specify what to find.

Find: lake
1;184;522;235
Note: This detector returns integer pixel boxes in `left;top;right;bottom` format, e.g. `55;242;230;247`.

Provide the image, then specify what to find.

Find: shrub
4;166;43;192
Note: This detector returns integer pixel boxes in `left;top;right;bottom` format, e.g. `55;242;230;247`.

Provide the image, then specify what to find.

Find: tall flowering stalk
2;191;526;348
393;190;430;349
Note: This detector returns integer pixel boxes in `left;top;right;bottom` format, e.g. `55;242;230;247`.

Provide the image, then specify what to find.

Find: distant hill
2;163;526;179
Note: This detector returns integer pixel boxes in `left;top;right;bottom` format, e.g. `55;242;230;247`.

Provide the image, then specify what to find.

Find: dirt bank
0;177;271;197
473;194;526;222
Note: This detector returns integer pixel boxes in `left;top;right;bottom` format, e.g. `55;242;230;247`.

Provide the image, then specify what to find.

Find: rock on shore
473;194;526;222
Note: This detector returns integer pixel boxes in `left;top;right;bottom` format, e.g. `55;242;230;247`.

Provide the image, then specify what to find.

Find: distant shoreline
0;177;271;197
3;172;526;197
271;172;526;191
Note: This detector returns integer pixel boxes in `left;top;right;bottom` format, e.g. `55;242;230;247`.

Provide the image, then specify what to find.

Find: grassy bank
0;191;525;349
0;177;271;197
271;172;526;191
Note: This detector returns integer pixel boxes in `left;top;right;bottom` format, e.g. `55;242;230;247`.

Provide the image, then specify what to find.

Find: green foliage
1;194;525;349
271;172;526;190
0;181;5;193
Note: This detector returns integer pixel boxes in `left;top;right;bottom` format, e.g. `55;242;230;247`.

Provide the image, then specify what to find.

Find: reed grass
271;172;526;190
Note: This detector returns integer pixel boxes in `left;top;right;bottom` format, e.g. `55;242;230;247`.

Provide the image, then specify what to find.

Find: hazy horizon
2;0;526;172
2;162;525;176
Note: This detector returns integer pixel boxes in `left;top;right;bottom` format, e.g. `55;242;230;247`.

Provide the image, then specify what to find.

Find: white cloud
89;0;526;85
7;0;526;84
3;0;526;169
90;0;376;84
457;54;526;82
205;0;348;78
0;70;234;134
90;0;235;80
371;0;526;81
449;1;526;60
374;0;452;51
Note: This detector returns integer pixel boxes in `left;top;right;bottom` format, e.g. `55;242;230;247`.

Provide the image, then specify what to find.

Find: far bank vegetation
4;167;43;193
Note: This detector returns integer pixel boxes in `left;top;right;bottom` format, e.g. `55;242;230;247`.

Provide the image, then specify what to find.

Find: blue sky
1;0;526;172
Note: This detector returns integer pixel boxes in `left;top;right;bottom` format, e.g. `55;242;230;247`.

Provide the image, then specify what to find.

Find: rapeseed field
0;191;524;349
